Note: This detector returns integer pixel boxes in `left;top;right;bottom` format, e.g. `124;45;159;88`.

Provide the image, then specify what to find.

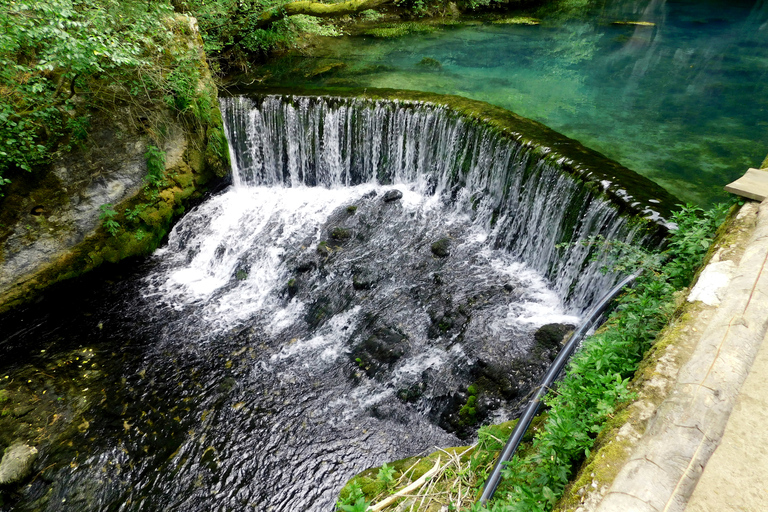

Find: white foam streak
152;186;376;327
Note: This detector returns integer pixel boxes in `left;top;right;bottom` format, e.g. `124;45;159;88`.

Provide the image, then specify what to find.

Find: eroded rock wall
0;17;229;313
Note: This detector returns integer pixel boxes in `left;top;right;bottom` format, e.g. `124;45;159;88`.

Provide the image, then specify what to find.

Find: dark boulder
352;268;379;290
431;238;450;258
382;189;403;202
534;323;575;351
350;327;408;378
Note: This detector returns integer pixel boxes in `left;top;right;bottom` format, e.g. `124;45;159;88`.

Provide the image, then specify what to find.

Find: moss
417;57;442;69
331;227;352;240
491;16;541;25
205;125;230;178
362;22;438;38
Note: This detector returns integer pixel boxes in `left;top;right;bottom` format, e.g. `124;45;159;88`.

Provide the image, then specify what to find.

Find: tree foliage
0;0;220;194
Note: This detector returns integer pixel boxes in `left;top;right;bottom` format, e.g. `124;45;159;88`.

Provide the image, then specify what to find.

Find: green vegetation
336;203;729;511
363;21;438;38
475;204;727;511
144;145;168;193
99;203;120;236
0;0;571;195
0;0;219;195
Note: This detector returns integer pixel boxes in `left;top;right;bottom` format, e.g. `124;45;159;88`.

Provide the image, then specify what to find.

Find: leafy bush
99;203;120;236
0;0;217;195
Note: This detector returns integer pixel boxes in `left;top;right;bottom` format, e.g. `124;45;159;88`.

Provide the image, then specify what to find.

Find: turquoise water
262;0;768;205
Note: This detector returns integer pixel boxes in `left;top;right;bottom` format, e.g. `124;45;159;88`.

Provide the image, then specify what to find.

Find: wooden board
725;168;768;201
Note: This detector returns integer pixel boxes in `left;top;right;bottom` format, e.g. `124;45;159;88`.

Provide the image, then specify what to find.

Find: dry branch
369;456;442;512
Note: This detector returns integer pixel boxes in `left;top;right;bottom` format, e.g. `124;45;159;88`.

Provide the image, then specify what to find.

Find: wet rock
234;268;248;281
352;267;379;291
533;323;575;351
382;189;403;202
330;227;351;241
503;282;515;292
397;380;428;403
473;363;518;400
287;278;299;298
305;294;353;329
431;238;451;258
316;241;331;257
11;405;34;418
351;327;408;378
295;261;317;273
427;302;469;339
532;323;575;362
0;443;38;485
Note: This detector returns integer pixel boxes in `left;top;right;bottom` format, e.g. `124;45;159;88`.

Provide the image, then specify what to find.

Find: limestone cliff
0;16;230;313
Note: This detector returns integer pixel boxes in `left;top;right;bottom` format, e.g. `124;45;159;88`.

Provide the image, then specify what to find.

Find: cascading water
0;93;667;512
222;94;651;309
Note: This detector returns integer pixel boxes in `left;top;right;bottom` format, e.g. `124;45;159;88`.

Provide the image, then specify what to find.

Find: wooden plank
725;168;768;201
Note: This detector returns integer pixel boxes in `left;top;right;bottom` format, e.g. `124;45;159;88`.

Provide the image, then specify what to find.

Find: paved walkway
685;328;768;511
585;198;768;512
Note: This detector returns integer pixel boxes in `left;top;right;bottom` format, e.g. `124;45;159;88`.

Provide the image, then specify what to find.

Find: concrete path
589;199;768;512
685;328;768;511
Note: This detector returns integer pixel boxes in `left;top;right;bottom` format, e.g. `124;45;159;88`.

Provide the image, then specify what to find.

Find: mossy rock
417;57;442;69
331;227;352;241
491;16;541;25
430;238;450;258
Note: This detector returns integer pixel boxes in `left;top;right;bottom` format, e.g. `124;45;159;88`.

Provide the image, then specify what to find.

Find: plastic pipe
477;268;643;505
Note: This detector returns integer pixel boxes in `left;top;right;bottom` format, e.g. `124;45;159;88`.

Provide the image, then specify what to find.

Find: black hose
477;268;643;505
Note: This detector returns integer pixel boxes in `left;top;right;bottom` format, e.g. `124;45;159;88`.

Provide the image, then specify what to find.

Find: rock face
0;16;229;313
0;443;38;485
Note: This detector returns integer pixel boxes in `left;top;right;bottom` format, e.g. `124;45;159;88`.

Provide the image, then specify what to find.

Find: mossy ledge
0;17;230;314
224;85;679;223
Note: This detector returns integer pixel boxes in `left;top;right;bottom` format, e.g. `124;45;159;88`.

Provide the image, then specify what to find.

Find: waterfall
221;94;657;311
0;92;673;512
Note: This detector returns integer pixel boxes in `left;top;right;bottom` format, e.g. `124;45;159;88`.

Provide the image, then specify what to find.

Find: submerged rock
431;238;451;258
0;443;38;485
534;323;574;351
351;327;408;378
382;189;403;202
352;268;379;290
417;57;442;69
